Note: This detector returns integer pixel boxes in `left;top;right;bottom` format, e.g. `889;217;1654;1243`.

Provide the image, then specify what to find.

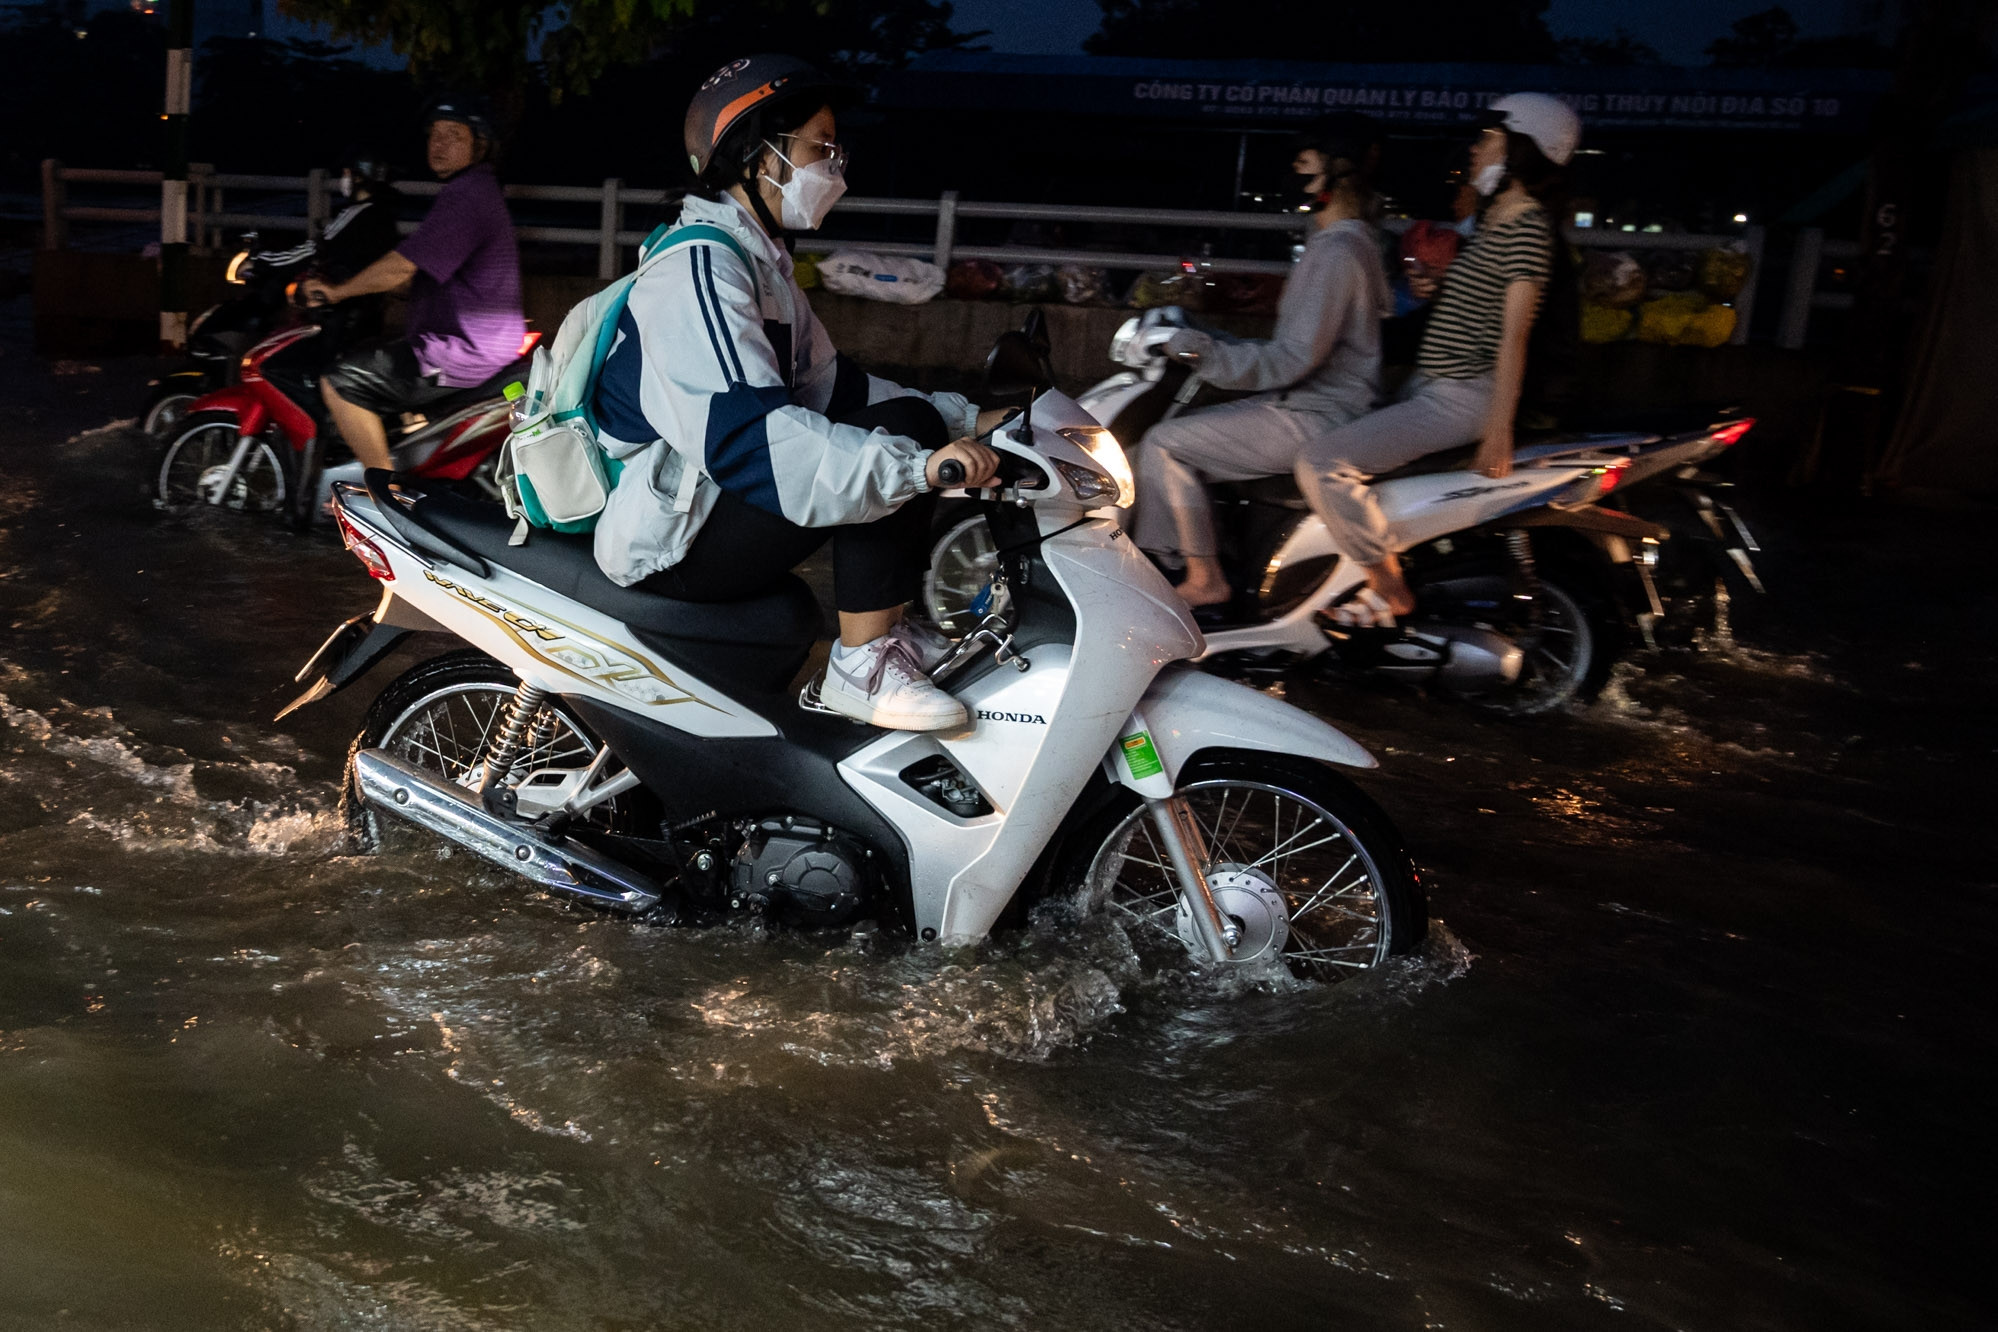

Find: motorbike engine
729;816;870;927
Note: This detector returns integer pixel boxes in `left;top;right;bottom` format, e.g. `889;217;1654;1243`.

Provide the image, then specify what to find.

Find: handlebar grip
935;458;966;487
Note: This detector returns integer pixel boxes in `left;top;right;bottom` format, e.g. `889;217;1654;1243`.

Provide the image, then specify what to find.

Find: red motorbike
152;315;538;529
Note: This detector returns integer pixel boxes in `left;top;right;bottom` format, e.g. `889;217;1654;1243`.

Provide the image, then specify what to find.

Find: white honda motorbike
281;330;1424;980
927;308;1759;715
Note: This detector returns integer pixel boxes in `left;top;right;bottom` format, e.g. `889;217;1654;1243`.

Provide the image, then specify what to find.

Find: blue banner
881;55;1896;135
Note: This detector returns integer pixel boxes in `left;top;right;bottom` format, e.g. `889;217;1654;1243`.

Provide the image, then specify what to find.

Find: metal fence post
41;158;66;250
189;162;213;250
1731;224;1765;346
933;189;958;269
598;177;622;281
1778;227;1824;351
159;0;194;351
306;167;328;240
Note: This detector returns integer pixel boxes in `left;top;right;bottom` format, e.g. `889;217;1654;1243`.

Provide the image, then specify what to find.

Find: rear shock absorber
477;681;549;802
1506;529;1544;634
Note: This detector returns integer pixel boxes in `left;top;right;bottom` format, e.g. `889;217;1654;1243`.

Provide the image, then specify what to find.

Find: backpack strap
639;220;753;274
572;221;757;427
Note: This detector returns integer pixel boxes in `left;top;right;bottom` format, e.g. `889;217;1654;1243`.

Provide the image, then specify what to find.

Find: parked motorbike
280;327;1425;981
140;235;307;439
152;306;535;530
926;308;1762;716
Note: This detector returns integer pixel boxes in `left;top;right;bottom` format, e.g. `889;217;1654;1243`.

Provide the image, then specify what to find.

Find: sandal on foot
1326;587;1399;630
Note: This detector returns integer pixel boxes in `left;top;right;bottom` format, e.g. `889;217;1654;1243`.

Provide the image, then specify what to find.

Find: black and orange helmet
683;54;850;180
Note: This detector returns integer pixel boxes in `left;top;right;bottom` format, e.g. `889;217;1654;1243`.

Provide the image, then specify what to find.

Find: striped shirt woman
1417;206;1554;379
1292;94;1580;628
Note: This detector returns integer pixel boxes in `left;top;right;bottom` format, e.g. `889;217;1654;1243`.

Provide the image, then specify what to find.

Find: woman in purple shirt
302;95;525;472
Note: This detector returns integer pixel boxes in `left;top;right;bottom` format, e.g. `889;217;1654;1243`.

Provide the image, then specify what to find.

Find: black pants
637;397;947;614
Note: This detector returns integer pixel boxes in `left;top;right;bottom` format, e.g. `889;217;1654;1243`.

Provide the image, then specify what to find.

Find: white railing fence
44;160;1846;349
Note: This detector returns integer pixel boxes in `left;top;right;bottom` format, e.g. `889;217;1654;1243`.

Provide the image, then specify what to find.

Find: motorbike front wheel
1058;753;1425;982
923;508;1008;637
154;411;291;514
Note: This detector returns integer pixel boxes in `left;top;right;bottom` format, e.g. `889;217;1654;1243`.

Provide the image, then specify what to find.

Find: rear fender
274;587;444;721
1109;667;1375;798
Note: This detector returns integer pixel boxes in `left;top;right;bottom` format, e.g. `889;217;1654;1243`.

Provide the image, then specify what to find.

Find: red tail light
1597;458;1632;495
1708;418;1755;448
518;329;543;357
335;507;395;581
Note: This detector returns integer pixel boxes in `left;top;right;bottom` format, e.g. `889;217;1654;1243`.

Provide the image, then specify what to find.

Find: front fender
1130;667;1376;784
187;384;270;438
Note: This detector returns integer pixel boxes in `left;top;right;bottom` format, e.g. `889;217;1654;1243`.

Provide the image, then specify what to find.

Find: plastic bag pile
1579;245;1752;348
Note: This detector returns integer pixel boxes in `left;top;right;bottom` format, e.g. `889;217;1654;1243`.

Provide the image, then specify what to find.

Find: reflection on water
0;360;1988;1330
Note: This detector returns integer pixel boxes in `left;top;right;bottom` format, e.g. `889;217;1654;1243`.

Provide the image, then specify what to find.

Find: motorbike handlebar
931;452;1048;492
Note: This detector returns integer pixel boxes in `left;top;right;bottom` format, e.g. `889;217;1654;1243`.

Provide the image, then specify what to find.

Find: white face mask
762;142;847;231
1472;161;1507;197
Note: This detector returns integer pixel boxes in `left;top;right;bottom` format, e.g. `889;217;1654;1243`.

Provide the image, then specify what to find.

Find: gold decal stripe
420;569;717;711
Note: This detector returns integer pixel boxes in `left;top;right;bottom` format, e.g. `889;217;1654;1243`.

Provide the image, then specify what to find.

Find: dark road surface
0;342;1991;1331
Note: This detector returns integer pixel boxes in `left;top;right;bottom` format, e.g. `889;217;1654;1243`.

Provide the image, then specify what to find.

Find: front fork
202;434;258;506
1114;712;1239;964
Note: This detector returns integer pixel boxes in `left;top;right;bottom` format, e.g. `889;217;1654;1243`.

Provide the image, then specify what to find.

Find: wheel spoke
1083;776;1398;983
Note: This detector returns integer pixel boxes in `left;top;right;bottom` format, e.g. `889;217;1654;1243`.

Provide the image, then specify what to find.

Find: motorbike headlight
1056;425;1135;507
1053;459;1119;502
224;250;251;285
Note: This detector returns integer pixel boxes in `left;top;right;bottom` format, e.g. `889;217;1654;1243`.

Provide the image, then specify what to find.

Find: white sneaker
890;618;955;672
820;633;968;731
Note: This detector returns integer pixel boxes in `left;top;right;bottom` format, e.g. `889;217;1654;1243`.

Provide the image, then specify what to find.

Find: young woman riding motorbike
1302;92;1582;629
590;53;1011;732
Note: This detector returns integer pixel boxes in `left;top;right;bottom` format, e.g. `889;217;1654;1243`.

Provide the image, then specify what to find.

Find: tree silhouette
277;0;978;97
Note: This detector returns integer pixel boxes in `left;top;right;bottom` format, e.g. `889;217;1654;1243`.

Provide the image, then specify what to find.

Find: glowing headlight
1056;425;1135;507
223;250;250;284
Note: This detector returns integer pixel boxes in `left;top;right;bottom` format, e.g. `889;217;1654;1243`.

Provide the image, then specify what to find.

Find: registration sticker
1121;731;1163;781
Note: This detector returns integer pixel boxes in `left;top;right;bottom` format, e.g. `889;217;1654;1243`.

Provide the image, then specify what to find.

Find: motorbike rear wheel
154;411;291;514
353;652;636;838
1468;575;1612;717
141;385;203;440
1058;753;1424;982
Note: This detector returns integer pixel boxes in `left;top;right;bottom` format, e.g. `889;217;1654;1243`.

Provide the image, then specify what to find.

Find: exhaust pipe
352;748;673;919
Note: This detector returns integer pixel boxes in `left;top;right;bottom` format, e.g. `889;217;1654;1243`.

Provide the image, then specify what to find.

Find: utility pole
160;0;194;352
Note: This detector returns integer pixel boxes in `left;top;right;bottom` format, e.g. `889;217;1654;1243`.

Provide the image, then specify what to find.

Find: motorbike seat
400;357;534;424
1214;443;1484;510
400;485;824;658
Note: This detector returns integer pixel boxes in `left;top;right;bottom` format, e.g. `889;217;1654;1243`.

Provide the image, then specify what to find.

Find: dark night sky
63;0;1859;68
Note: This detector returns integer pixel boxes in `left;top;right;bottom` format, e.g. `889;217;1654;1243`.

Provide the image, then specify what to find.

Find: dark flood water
0;348;1990;1330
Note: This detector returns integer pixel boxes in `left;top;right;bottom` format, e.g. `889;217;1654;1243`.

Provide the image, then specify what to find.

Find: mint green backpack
497;221;751;543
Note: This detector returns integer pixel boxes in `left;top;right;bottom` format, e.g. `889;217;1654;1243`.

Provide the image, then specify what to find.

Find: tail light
1708;418;1756;448
518;329;543;357
1556;457;1632;507
334;507;395;581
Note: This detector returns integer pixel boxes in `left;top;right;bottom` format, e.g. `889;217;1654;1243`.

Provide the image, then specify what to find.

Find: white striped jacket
590;193;976;587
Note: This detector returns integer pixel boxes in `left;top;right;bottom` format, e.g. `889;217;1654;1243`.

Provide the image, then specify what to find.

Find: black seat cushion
405;485;823;648
415;356;535;420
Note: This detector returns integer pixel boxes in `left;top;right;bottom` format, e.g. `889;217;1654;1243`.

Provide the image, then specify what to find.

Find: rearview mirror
985;329;1050;399
1021;306;1051;359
